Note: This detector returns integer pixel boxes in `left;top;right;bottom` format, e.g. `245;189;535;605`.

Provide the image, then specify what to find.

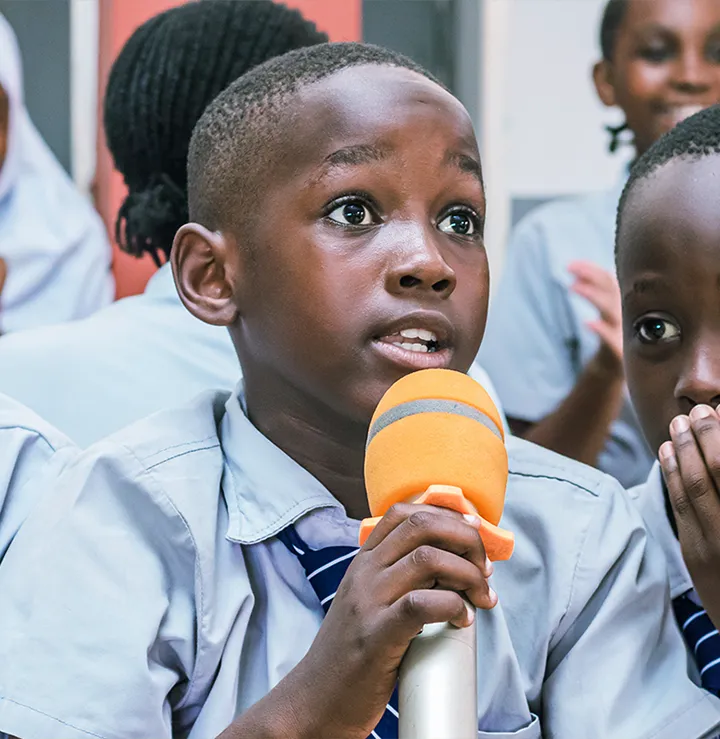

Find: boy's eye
634;316;681;345
327;201;374;227
438;211;477;236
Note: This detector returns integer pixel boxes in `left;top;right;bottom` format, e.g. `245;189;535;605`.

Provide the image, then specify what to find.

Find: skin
171;64;496;739
619;154;720;630
514;0;720;469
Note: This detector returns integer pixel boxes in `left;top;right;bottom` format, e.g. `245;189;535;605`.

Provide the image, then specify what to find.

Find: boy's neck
243;379;372;521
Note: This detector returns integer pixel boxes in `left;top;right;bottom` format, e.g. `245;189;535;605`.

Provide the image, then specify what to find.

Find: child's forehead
620;155;720;275
285;66;477;163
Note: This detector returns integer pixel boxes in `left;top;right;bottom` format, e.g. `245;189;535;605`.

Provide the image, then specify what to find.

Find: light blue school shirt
0;387;717;739
0;263;505;447
479;180;654;489
0;393;76;559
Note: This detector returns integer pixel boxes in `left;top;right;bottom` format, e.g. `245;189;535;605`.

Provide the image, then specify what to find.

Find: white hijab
0;14;113;333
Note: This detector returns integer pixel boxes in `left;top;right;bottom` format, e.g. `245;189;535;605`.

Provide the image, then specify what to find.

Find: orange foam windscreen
362;369;513;560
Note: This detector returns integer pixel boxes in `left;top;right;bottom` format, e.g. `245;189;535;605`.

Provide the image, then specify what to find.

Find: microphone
359;368;513;739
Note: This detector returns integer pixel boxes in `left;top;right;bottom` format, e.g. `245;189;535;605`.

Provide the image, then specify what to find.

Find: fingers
369;505;490;576
385;590;476;644
382;545;497;611
586;319;623;362
664;407;720;540
361;502;465;550
570;270;621;322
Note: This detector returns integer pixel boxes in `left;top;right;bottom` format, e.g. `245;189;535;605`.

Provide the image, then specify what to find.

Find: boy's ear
171;223;241;327
593;60;618;108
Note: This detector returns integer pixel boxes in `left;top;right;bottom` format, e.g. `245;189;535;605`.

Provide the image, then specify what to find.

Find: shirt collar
630;463;693;599
219;384;341;544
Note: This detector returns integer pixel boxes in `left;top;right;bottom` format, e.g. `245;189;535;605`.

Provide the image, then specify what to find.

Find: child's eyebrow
624;275;672;299
322;144;391;170
446;152;483;186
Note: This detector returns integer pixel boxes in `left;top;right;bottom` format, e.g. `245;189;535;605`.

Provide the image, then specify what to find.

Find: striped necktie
277;525;400;739
673;592;720;695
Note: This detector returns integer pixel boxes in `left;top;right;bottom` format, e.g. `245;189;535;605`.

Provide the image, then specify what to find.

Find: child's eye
327;200;375;227
438;210;479;236
634;316;681;345
638;45;673;63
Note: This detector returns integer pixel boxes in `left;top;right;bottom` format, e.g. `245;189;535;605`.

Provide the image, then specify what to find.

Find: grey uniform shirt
0;388;716;739
479;181;654;488
0;392;75;559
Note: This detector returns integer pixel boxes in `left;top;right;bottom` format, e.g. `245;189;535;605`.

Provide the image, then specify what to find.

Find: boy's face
619;154;720;455
228;66;488;423
595;0;720;156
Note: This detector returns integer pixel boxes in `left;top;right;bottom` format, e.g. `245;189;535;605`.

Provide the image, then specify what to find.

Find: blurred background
0;0;630;296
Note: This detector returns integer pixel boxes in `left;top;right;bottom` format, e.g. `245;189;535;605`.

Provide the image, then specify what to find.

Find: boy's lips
371;312;455;371
656;103;708;129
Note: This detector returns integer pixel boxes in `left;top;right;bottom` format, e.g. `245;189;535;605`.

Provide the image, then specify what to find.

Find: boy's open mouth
379;328;440;354
371;316;454;370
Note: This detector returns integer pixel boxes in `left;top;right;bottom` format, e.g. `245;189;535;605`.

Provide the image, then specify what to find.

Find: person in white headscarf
0;14;113;334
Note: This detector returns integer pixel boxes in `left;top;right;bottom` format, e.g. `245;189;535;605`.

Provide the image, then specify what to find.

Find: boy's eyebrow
446;152;483;185
623;275;672;299
322;144;391;169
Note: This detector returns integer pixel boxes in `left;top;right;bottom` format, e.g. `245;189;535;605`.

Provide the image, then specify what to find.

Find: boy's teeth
399;328;437;342
393;341;429;353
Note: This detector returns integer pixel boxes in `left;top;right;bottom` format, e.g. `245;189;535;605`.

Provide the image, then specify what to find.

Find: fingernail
464;601;476;625
691;405;713;420
672;416;690;434
484;556;494;577
488;588;498;608
463;514;482;527
659;442;677;472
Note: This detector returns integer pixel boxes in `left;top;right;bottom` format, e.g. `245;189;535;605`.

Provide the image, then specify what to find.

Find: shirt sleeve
0;443;199;739
543;475;720;738
478;213;578;423
0;393;75;560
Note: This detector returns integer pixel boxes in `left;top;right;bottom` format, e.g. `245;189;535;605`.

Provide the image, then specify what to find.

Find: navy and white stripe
277;525;400;738
673;591;720;695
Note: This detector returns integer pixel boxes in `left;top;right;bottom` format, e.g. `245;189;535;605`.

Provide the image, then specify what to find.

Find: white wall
506;0;632;199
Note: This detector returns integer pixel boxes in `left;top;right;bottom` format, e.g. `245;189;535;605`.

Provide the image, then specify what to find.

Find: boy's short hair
187;42;442;234
616;103;720;253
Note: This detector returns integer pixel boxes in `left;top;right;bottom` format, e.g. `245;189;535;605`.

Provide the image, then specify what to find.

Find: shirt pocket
477;713;541;738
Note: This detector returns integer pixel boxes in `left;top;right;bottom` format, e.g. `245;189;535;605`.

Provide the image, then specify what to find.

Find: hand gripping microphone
360;369;513;739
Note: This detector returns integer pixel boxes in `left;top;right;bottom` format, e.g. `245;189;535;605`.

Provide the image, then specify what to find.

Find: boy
616;104;720;676
0;43;716;739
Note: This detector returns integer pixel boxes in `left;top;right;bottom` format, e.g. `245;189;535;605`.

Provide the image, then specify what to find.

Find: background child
0;0;328;446
479;0;720;488
617;103;720;688
0;14;112;333
0;43;715;739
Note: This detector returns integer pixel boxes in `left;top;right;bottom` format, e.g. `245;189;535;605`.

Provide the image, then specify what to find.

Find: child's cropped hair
187;42;443;235
616;103;720;253
105;0;327;265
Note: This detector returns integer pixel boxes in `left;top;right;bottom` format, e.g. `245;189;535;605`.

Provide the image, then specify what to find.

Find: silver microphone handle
398;604;478;739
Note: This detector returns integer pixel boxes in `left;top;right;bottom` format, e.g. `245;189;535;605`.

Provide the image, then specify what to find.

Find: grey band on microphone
367;398;502;449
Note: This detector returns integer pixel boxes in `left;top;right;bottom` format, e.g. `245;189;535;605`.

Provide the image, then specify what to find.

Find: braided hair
104;0;328;265
599;0;631;153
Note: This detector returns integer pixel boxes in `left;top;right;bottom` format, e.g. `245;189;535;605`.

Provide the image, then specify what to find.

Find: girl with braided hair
480;0;720;489
0;0;328;446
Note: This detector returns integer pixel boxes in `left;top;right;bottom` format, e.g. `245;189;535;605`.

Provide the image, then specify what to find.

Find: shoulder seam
508;469;600;498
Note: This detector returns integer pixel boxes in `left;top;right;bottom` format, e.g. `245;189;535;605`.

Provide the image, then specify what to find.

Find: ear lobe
593;60;618;108
171;223;240;327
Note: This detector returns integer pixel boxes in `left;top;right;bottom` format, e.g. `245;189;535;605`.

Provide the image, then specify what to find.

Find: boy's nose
674;347;720;413
385;225;457;298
